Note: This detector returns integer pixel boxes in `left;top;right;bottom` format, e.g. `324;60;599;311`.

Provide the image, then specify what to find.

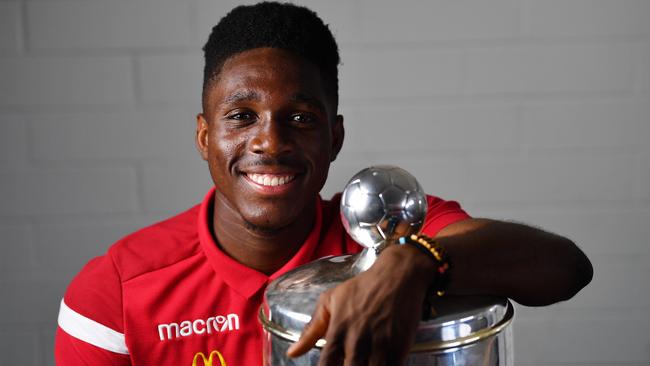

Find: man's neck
210;196;316;275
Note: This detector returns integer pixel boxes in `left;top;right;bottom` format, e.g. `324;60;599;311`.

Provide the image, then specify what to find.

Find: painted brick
0;2;21;52
523;100;645;149
39;329;55;366
0;279;65;324
344;104;520;153
340;47;464;99
35;218;160;273
0;57;133;106
30;108;197;160
465;155;637;204
543;310;650;363
636;45;650;92
0;167;137;216
0;225;36;274
321;154;469;203
512;308;650;364
511;317;550;365
466;45;634;94
0;331;38;365
138;52;202;107
335;104;363;157
27;0;192;49
640;151;650;200
0;115;27;166
140;159;213;213
528;0;650;37
557;254;650;310
359;0;521;42
489;209;650;255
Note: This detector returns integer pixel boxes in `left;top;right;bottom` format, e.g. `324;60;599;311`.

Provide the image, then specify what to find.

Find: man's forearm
430;218;593;306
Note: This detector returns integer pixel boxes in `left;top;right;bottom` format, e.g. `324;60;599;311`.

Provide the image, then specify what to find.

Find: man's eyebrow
223;90;261;104
290;93;327;114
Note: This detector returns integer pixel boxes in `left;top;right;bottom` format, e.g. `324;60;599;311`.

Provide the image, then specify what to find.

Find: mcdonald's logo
192;350;227;366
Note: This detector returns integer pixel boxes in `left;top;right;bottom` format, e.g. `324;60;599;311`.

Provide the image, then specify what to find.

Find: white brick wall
526;0;650;37
0;1;648;364
341;47;465;99
466;44;635;95
0;57;134;106
359;0;523;42
0;2;21;53
27;1;193;50
137;53;203;106
29;108;197;160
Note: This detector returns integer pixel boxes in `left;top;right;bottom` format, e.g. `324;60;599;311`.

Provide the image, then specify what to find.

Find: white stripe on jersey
57;299;129;355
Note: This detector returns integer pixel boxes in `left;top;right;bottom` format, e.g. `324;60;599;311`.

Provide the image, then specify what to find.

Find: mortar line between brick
188;0;199;45
19;0;29;54
130;53;143;107
133;160;146;214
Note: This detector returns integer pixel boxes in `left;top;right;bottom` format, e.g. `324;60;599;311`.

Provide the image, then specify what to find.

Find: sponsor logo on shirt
192;350;227;366
158;313;240;341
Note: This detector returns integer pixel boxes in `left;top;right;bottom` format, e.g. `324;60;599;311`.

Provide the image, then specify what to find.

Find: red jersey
55;187;469;366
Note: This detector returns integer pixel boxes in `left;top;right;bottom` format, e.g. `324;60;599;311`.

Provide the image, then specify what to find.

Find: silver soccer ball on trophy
340;165;428;251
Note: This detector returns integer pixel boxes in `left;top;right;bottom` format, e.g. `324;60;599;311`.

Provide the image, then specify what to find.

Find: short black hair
202;1;340;110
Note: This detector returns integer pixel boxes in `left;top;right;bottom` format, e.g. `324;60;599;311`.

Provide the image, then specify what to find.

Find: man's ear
195;113;209;161
330;114;345;162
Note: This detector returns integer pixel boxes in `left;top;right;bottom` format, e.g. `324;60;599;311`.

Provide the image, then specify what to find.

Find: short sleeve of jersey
420;195;471;237
55;253;131;365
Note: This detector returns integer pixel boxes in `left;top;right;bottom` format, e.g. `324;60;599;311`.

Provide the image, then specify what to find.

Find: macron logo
157;313;240;341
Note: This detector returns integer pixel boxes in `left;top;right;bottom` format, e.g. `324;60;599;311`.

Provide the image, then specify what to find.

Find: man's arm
437;218;592;305
55;255;131;365
287;218;593;365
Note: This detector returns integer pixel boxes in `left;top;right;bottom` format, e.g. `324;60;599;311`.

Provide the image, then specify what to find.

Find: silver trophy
260;166;514;365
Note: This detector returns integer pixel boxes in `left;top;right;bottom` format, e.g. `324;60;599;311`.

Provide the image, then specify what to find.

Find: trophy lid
260;253;513;352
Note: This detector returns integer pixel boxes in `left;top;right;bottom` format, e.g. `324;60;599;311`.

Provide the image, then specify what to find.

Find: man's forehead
203;47;336;114
219;88;327;114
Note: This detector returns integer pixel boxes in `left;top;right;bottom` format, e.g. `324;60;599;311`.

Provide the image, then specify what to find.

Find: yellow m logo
192;350;227;366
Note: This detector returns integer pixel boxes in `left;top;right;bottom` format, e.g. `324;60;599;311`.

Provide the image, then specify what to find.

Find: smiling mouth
245;173;297;187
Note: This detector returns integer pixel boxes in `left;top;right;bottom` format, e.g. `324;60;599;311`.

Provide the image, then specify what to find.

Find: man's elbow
515;238;593;307
549;237;593;304
563;239;593;300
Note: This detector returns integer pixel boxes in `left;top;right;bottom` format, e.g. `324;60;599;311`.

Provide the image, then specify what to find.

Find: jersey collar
197;186;324;299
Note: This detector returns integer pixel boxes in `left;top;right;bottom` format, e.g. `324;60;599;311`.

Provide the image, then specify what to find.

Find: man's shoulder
107;204;203;282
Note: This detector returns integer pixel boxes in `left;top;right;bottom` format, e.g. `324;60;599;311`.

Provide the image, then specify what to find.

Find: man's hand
286;244;435;366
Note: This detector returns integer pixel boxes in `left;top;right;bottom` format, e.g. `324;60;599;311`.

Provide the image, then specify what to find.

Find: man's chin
242;217;292;236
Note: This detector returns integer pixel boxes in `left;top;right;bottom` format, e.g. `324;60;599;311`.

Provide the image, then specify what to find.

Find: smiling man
54;2;592;366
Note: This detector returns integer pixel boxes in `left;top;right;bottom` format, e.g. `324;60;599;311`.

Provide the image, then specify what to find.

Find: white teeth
248;173;295;187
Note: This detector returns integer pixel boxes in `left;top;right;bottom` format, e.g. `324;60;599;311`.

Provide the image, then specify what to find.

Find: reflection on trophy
259;166;514;365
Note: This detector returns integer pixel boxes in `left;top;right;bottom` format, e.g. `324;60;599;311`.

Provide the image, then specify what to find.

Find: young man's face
197;47;344;231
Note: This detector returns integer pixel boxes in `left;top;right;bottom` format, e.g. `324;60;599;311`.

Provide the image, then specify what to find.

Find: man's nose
248;118;293;156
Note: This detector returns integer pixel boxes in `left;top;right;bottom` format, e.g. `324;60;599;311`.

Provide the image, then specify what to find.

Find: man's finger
286;296;331;357
343;330;370;366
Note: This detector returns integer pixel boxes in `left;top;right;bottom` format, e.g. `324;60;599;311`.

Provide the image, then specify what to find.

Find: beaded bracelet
398;234;451;297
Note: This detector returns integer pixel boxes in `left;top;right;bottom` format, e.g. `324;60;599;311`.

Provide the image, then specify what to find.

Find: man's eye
229;112;255;120
290;114;315;124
